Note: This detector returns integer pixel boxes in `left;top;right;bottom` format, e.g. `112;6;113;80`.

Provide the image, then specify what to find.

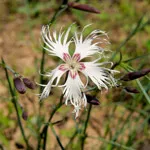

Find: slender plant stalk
111;15;145;69
39;0;68;91
81;104;92;150
39;1;68;93
106;110;134;150
112;16;150;69
0;63;16;74
37;100;63;150
2;58;30;149
39;44;46;94
37;1;68;149
99;105;117;149
65;114;80;149
65;130;78;149
49;123;65;150
41;95;64;150
41;73;67;150
39;2;68;92
89;136;135;150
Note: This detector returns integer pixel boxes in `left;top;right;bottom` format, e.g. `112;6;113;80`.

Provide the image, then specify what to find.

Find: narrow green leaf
136;79;150;104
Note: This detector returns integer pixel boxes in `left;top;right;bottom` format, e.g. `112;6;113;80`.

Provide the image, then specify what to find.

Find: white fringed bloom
40;25;118;118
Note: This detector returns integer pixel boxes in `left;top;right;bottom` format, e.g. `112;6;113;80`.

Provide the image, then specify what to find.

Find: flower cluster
40;25;118;118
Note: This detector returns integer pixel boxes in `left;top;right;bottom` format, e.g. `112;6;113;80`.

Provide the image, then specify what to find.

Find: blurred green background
0;0;150;150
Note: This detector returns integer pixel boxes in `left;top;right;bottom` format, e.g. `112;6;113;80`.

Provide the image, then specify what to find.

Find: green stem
65;130;78;149
89;136;135;150
81;104;92;150
106;111;134;150
39;2;68;93
41;95;64;150
50;123;65;150
110;14;145;68
39;44;46;94
2;58;30;149
48;5;68;26
37;1;68;149
0;62;17;75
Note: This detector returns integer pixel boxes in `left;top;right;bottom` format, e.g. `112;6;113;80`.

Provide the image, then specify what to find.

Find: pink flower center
59;53;86;79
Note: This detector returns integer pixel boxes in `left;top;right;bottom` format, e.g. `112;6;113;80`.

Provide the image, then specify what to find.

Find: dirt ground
0;0;150;150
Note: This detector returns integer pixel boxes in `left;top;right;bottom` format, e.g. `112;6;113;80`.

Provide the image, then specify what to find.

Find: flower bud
13;77;26;94
23;78;36;89
124;87;139;94
15;142;24;149
68;2;100;14
86;94;100;105
22;110;28;121
121;69;150;81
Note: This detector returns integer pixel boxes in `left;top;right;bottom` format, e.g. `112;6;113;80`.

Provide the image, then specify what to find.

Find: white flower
40;25;118;118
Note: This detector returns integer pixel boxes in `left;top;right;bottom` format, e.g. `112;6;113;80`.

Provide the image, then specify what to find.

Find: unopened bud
86;94;100;105
121;69;150;81
23;78;36;89
68;2;100;14
15;142;24;149
22;110;28;120
13;77;26;94
124;87;139;94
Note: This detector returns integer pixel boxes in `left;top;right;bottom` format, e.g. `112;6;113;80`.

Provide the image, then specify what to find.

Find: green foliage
0;110;14;145
145;40;150;52
119;0;135;18
60;128;75;138
17;1;52;17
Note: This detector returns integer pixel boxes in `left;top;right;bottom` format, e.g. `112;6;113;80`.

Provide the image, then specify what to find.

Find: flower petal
40;80;52;100
41;25;72;60
51;65;68;86
73;28;108;60
63;73;87;118
81;61;117;89
40;65;67;100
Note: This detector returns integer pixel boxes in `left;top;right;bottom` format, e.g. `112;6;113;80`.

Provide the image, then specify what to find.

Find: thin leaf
136;79;150;104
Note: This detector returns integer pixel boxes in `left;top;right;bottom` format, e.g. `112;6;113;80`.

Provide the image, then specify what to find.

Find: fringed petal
41;25;72;60
73;27;109;60
63;73;87;118
82;61;118;90
40;80;52;100
40;65;67;100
